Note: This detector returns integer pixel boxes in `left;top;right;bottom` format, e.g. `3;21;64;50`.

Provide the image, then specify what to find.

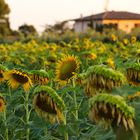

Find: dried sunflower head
4;68;32;92
0;94;5;112
89;93;135;131
84;65;126;96
126;60;140;86
29;70;49;85
122;38;129;46
55;55;80;85
33;85;65;124
0;64;8;83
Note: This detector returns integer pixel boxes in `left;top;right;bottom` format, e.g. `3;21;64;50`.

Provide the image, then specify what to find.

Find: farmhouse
73;11;140;33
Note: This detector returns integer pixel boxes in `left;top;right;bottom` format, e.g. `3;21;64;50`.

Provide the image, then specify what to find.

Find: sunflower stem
85;58;89;68
25;92;30;140
63;112;69;140
8;87;11;99
133;129;138;140
3;107;8;140
72;78;78;120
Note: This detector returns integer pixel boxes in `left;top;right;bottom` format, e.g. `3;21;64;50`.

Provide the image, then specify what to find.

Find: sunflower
81;51;97;60
47;54;57;63
111;34;117;42
130;36;137;44
0;64;7;83
126;61;140;86
55;55;80;84
4;69;32;92
29;70;49;85
122;38;129;46
89;94;135;131
0;96;5;112
128;91;140;100
84;65;126;96
33;85;65;124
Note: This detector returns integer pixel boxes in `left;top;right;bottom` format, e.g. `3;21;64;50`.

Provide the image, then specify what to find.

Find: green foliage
1;36;140;140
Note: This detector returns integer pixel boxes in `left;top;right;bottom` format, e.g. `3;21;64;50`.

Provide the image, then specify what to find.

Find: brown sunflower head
89;94;135;131
55;55;80;84
125;59;140;86
33;85;65;124
4;68;32;92
84;65;126;96
29;70;49;85
0;95;5;112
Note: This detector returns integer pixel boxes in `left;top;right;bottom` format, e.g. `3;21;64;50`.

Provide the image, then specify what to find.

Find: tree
44;21;72;34
0;0;10;18
0;0;11;36
18;24;37;37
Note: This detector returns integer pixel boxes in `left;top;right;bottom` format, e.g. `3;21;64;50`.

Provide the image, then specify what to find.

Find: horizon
6;0;140;32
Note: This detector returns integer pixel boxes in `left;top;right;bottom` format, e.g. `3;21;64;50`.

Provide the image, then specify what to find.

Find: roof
73;11;140;21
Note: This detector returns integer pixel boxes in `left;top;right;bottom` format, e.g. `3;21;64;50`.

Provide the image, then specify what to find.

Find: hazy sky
6;0;140;31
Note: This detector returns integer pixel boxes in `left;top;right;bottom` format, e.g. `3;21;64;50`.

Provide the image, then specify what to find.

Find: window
125;24;128;28
135;24;140;28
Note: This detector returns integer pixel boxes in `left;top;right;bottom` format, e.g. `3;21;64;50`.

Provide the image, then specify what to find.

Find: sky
6;0;140;32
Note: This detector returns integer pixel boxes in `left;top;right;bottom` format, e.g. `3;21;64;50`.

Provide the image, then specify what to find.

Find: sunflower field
0;35;140;140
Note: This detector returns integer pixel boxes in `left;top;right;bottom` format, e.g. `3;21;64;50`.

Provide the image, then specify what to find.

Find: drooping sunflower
89;94;135;131
4;69;32;92
29;70;49;85
81;51;97;60
84;65;126;96
0;95;5;112
126;60;140;86
55;55;80;84
0;64;8;83
33;85;65;124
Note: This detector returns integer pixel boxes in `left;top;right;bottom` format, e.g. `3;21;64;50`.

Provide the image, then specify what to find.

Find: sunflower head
106;58;115;69
4;68;32;92
111;34;117;42
0;64;8;83
126;60;140;86
33;85;65;123
122;38;129;46
84;65;126;96
81;51;97;60
47;54;57;63
0;94;5;112
89;94;135;131
30;70;49;85
127;91;140;100
130;36;137;44
55;55;80;84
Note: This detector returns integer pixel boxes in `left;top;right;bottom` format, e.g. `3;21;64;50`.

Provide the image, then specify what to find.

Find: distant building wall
103;19;140;33
74;19;140;33
74;21;90;32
